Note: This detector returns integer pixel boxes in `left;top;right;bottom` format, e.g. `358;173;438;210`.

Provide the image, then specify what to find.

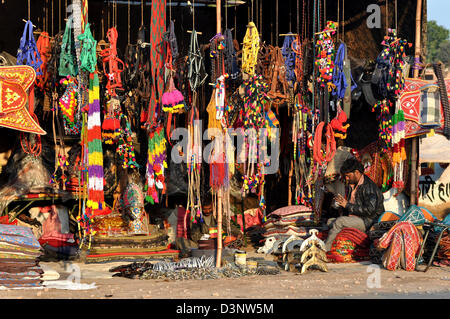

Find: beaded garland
315;21;337;88
378;29;410;98
58;76;82;134
241;74;271;215
117;114;139;169
145;126;167;204
85;73;106;214
392;108;406;192
372;100;393;152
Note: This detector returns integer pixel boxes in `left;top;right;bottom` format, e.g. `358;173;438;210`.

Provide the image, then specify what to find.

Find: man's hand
335;194;348;208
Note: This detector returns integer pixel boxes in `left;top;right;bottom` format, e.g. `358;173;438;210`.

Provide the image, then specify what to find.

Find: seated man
324;158;385;252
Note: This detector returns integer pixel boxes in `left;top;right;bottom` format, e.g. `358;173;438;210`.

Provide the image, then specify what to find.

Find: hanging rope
313;122;336;165
128;0;130;44
51;0;54;36
100;27;124;96
188;30;207;92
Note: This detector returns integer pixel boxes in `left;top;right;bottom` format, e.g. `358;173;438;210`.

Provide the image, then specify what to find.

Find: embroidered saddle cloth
376;221;422;271
0;65;46;134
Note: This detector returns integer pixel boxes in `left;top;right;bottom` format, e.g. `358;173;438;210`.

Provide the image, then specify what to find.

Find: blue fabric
434;214;450;233
281;34;296;86
398;205;426;226
332;42;357;99
16;20;43;76
0;224;41;249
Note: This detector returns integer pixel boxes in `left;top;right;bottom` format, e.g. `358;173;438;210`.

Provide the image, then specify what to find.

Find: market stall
0;0;448;287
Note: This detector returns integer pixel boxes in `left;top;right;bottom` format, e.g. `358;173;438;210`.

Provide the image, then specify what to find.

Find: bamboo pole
215;0;223;269
411;0;423;206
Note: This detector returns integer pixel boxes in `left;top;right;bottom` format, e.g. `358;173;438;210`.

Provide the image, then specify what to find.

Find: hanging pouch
16;20;43;76
59;18;78;77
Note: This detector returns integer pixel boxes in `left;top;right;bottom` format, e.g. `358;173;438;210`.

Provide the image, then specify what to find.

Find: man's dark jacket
344;175;385;228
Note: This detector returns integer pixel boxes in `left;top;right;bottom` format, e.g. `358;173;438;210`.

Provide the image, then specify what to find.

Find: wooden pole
411;0;423;206
288;158;294;205
413;0;422;79
215;0;223;269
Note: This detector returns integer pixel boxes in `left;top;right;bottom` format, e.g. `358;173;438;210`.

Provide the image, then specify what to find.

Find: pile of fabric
0;224;43;288
326;227;371;263
262;205;314;239
83;224;179;263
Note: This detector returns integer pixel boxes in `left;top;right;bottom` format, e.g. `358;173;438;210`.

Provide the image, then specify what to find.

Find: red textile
0;216;18;225
39;205;74;243
235;208;263;232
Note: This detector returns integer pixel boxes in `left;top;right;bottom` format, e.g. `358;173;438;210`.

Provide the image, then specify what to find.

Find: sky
428;0;450;31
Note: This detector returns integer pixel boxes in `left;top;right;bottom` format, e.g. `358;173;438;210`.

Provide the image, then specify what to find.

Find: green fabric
59;18;79;77
78;23;97;73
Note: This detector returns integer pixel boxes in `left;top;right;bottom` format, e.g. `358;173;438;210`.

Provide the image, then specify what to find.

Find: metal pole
215;0;223;269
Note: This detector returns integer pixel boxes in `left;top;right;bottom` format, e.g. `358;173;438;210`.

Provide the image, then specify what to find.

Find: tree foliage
427;20;450;64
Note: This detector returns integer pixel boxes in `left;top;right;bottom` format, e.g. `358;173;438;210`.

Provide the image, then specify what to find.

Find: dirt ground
0;251;449;300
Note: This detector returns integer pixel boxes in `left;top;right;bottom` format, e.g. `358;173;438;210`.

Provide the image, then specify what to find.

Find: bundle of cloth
262;205;314;239
326;227;371;263
0;224;43;288
29;205;78;261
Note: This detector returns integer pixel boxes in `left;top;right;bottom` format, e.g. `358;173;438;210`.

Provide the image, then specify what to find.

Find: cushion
268;205;313;218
